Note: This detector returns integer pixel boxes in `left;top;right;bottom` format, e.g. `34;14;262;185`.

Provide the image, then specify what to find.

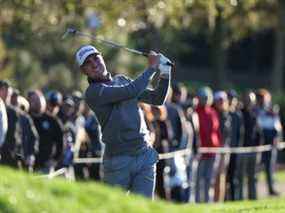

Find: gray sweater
85;68;170;157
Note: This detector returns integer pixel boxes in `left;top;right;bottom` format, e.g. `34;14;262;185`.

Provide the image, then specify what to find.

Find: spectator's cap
18;96;30;112
63;96;75;107
197;86;213;105
46;90;63;106
197;86;212;98
0;80;10;89
214;91;228;102
72;90;83;102
227;89;238;99
75;45;99;66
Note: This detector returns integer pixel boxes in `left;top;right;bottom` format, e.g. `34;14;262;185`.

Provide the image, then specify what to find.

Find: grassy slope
0;166;285;213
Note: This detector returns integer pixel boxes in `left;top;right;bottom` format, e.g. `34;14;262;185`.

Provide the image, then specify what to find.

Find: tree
272;0;285;93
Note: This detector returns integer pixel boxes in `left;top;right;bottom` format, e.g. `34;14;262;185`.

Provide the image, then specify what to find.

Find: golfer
75;44;171;198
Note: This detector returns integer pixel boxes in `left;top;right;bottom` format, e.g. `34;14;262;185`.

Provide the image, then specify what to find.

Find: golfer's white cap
75;45;99;66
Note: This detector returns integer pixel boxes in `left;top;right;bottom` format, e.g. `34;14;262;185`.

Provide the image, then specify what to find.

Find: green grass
0;166;285;213
259;170;285;182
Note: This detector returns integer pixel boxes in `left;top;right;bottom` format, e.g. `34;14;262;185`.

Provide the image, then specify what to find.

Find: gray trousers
103;147;158;199
195;157;215;203
262;148;277;194
237;153;257;200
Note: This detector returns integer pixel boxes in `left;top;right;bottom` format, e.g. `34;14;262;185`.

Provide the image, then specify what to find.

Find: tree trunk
209;4;227;89
271;2;285;93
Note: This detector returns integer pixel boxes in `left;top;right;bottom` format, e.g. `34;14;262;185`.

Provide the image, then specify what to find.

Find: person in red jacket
195;86;222;203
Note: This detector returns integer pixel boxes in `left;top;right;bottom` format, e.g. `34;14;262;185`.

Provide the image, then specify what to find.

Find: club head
61;27;77;40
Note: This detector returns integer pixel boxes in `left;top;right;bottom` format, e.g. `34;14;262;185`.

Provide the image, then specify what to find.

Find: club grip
142;52;175;67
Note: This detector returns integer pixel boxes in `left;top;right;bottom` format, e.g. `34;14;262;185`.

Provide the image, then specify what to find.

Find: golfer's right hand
148;51;160;69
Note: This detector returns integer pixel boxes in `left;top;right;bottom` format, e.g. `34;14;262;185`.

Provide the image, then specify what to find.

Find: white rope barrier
73;142;285;164
73;157;103;164
36;168;67;179
39;143;285;179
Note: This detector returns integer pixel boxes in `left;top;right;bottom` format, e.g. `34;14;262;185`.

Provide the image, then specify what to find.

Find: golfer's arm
138;76;170;106
86;68;156;105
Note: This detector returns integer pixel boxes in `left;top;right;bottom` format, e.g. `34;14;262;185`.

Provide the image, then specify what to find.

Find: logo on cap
79;48;94;59
76;45;99;66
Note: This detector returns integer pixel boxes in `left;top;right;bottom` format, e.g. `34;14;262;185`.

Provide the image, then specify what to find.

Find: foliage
0;0;284;92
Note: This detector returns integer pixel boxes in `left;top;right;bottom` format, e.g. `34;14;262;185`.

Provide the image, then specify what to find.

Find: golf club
62;27;174;67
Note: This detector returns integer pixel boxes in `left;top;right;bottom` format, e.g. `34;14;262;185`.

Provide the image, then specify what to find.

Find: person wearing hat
46;90;63;117
195;86;222;203
225;89;244;201
255;89;282;196
212;90;232;202
236;91;261;200
75;44;172;198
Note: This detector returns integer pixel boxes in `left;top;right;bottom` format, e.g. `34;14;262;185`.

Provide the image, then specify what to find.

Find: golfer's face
81;53;107;80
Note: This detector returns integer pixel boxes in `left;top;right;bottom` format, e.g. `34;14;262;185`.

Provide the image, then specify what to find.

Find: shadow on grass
0;199;16;213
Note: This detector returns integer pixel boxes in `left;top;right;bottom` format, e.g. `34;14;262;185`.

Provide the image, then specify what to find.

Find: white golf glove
158;53;172;78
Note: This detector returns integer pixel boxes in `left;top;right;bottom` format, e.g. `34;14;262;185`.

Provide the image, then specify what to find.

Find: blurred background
1;0;285;95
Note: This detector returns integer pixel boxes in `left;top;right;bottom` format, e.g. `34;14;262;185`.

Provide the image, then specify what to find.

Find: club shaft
67;29;174;66
76;31;147;56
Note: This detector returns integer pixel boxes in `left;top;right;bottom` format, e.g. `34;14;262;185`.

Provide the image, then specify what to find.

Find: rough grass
0;166;284;213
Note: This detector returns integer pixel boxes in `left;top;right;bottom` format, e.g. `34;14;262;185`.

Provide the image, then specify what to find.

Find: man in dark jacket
76;44;171;199
0;81;22;168
225;90;244;201
237;91;261;200
28;90;63;173
11;90;39;171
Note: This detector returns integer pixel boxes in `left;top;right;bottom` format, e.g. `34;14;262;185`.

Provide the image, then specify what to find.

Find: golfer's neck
88;74;112;84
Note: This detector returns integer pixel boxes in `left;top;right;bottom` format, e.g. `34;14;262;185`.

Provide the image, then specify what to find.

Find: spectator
12;91;39;172
185;94;200;202
195;86;222;203
237;91;261;200
46;90;63;116
28;90;64;173
225;90;244;201
10;89;20;107
213;91;231;202
0;81;22;168
255;89;282;196
165;87;187;151
165;85;189;202
83;102;103;181
151;105;172;200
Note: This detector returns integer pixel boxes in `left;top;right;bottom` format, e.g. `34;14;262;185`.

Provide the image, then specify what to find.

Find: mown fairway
0;166;284;213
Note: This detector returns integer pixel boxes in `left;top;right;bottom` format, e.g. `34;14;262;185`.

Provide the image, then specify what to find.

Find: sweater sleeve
138;76;170;106
85;68;156;106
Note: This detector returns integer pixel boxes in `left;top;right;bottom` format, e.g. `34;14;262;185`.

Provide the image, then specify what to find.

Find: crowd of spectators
0;79;283;203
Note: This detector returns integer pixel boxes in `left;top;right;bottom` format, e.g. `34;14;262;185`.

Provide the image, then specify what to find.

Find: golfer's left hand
158;54;172;78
